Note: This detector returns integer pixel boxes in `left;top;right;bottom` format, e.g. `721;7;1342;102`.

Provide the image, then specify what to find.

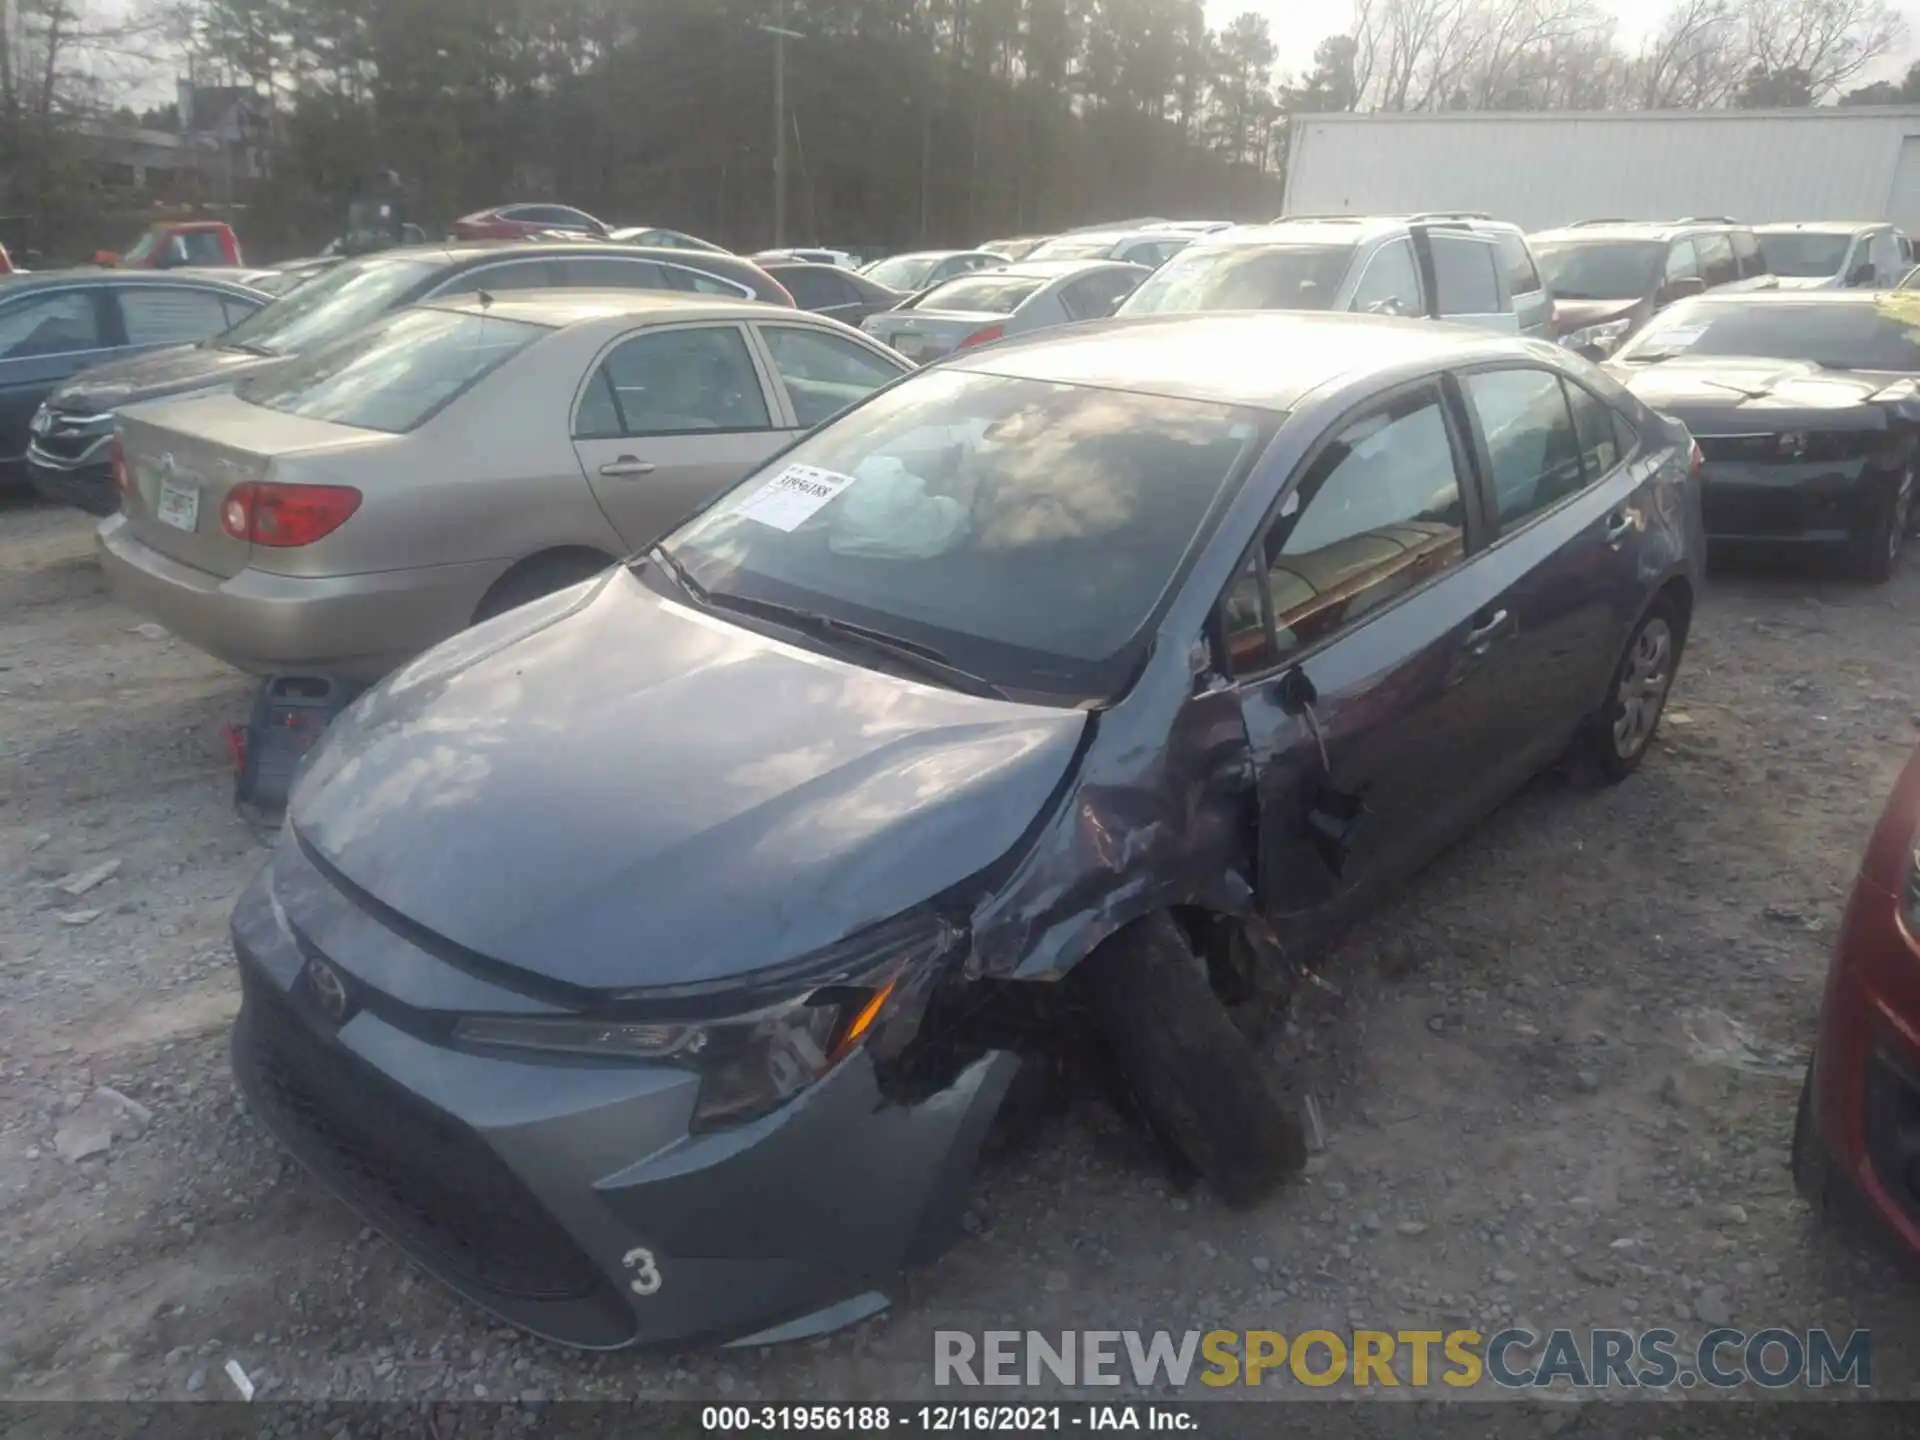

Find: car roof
1660;289;1891;308
958;258;1141;281
1754;221;1884;235
944;311;1527;410
419;288;777;327
1531;221;1736;242
1193;218;1411;248
0;267;265;294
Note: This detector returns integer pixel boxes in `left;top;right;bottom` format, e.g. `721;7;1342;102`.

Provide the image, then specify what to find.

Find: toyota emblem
306;959;350;1021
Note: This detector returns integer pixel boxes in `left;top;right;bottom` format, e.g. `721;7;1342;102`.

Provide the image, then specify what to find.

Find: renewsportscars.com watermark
934;1328;1872;1391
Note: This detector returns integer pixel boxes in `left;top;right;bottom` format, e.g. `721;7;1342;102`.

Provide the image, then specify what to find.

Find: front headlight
453;912;962;1130
1561;318;1632;356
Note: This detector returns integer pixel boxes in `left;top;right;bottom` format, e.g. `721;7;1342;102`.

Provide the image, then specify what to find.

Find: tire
472;551;611;625
1847;463;1913;584
1086;914;1305;1207
1572;596;1682;786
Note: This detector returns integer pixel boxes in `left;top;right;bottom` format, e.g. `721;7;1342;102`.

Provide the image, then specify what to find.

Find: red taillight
219;481;361;547
1689;439;1705;480
958;323;1005;350
110;437;132;500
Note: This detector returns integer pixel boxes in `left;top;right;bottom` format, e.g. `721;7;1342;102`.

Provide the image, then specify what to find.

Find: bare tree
1634;0;1746;108
1739;0;1904;100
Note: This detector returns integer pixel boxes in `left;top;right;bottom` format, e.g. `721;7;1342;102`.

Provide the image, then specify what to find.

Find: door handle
1463;608;1513;655
599;457;656;478
1604;509;1637;546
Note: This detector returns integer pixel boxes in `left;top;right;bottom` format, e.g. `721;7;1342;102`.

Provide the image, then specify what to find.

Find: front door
1225;380;1515;942
569;322;790;549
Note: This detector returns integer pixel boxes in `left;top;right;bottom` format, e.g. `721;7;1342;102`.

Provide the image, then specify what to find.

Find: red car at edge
1796;737;1920;1262
447;204;609;241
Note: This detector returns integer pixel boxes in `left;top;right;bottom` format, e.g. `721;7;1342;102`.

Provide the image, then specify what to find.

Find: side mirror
1663;276;1706;303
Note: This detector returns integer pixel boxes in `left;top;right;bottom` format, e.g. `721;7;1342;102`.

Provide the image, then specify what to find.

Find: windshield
1756;232;1853;279
122;230;161;265
1613;297;1920;370
660;368;1270;701
865;255;943;291
1121;243;1355;315
1533;241;1663;302
237;306;545;433
217;255;440;356
912;274;1045;314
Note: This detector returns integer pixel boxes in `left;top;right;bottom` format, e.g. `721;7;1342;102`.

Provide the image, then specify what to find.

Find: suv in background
1117;213;1554;337
1530;217;1774;358
1754;221;1909;291
1024;228;1196;271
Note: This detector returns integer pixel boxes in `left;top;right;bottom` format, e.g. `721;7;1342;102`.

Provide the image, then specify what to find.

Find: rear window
913;274;1046;314
1613;296;1920;370
1754;232;1853;279
1122;242;1355;314
237;306;544;433
1028;237;1118;261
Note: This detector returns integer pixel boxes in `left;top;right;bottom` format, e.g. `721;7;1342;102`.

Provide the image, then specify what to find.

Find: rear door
750;321;907;430
570;322;786;548
1423;230;1516;333
112;283;239;359
1659;239;1702;308
0;285;114;465
1492;230;1553;338
1227;379;1511;936
1449;364;1648;785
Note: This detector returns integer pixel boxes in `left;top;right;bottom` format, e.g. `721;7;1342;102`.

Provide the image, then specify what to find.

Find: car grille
234;971;608;1303
1699;485;1850;537
1696;431;1872;465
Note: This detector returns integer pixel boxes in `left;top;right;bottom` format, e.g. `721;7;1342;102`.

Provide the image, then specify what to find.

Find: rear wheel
1086;914;1304;1207
472;551;611;625
1571;597;1680;785
1848;463;1913;584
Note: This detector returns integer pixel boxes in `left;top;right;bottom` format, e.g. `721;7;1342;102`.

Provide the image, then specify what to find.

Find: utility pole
760;5;802;248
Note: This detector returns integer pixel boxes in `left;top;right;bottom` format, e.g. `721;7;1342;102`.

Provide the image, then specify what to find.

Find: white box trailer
1282;107;1920;234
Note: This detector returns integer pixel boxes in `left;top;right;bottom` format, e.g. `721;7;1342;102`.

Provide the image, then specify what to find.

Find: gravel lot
6;492;1920;1410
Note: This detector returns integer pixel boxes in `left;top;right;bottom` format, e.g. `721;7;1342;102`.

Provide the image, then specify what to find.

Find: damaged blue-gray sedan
228;311;1704;1350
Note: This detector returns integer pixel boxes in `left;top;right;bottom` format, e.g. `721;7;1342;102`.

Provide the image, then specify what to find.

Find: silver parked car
1023;228;1195;270
98;291;909;681
1122;214;1554;338
860;260;1148;364
860;250;1008;293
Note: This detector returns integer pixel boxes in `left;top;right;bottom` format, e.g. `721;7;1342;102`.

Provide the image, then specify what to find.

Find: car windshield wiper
643;542;708;603
219;339;278;357
704;590;1008;699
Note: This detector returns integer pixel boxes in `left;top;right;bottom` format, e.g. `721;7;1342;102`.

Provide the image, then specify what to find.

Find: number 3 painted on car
622;1246;662;1295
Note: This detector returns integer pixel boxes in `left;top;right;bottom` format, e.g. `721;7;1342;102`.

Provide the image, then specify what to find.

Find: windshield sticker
1650;325;1704;350
736;463;859;532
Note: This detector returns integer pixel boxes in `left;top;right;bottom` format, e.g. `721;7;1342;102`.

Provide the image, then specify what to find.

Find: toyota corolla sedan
229;312;1701;1350
99;291;906;680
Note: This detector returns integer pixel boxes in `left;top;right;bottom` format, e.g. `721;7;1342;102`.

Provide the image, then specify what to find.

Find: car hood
51;344;280;412
1613;355;1909;432
1770;275;1839;291
290;569;1088;992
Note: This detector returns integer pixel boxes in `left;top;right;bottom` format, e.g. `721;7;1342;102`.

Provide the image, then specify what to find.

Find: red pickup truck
96;220;244;269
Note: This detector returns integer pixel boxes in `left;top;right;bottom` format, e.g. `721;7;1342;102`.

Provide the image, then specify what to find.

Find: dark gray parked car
3;269;267;488
26;241;788;515
228;312;1701;1350
761;261;902;327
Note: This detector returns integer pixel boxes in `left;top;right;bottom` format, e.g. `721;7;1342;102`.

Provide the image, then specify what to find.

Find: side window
1429;234;1502;315
431;260;552;297
1696;233;1737;288
550;257;673;290
1349;239;1422;317
663;266;752;298
1564;380;1626;479
780;269;844;309
1463;368;1586;530
759;325;901;427
118;287;233;346
1663;240;1700;285
1495;232;1542;295
180;232;226;265
577;326;771;437
1224;387;1467;675
1611;408;1640;460
1060;270;1141;321
0;290;105;359
221;296;260;328
1731;228;1766;279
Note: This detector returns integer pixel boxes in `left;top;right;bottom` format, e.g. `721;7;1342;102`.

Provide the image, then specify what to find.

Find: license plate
156;477;200;532
893;333;924;359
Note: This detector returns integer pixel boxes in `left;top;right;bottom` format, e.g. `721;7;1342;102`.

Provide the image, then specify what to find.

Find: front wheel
1848;464;1913;584
1086;914;1305;1207
1572;598;1680;785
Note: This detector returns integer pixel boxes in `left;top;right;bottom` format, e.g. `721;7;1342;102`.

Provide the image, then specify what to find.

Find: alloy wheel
1612;617;1673;760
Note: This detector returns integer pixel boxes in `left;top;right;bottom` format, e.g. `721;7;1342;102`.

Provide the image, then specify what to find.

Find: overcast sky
1210;0;1920;90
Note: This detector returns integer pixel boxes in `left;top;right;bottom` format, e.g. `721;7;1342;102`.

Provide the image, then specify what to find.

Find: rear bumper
229;845;1017;1348
96;513;501;682
1698;465;1881;545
